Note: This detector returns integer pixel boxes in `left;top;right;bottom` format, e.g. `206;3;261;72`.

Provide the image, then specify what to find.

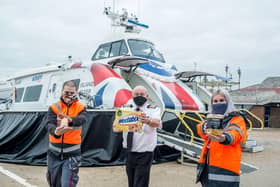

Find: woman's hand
203;121;208;133
207;133;226;142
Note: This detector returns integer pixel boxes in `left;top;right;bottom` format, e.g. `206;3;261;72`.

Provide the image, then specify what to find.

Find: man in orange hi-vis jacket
46;80;87;187
196;89;247;187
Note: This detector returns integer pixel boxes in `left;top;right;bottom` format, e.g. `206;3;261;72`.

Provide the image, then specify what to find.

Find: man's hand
64;115;73;123
140;112;150;124
207;133;226;142
57;115;63;126
139;112;160;128
57;115;72;127
54;126;73;136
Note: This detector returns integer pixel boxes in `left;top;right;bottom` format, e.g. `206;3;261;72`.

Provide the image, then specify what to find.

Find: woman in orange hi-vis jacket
196;89;247;187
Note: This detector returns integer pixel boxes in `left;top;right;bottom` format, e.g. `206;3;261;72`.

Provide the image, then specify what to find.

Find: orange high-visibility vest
49;100;85;147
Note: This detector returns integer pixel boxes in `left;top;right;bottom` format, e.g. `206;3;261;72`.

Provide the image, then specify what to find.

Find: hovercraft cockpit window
127;39;165;62
92;40;128;60
92;43;110;60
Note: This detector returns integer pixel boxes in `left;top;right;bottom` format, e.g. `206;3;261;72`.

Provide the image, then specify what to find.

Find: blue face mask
212;103;228;114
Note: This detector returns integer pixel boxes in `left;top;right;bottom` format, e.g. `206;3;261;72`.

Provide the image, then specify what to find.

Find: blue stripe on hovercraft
135;55;165;63
94;83;108;107
138;63;173;77
160;87;175;109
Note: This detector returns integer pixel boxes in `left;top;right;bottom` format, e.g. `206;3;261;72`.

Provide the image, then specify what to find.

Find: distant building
230;77;280;128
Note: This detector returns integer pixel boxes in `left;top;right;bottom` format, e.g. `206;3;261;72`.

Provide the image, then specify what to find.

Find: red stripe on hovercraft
114;89;132;107
90;63;122;86
70;62;82;68
161;81;199;110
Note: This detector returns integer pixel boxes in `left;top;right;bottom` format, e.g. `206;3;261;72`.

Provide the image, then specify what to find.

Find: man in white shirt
122;85;161;187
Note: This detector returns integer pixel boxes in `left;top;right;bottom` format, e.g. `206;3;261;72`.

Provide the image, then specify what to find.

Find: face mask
133;96;147;106
212;103;228;115
63;94;77;103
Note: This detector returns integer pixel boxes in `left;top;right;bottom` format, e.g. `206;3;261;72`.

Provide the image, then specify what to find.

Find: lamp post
237;67;241;89
229;73;232;90
225;64;229;78
225;64;229;89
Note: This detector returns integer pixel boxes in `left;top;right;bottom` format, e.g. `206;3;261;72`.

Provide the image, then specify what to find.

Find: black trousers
200;164;208;187
126;151;154;187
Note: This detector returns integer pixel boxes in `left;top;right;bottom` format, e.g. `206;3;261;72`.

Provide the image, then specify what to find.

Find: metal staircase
158;109;260;174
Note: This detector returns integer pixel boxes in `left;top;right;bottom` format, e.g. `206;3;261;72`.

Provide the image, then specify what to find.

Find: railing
161;108;264;145
239;109;264;130
161;109;206;144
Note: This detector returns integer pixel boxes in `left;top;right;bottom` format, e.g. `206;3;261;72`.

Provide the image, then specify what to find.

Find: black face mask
133;96;147;106
212;103;228;115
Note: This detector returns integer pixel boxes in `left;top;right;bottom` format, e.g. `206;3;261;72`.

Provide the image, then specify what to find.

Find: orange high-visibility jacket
196;115;247;185
49;100;85;155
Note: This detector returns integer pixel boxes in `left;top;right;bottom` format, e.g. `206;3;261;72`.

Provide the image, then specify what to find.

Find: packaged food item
206;114;224;135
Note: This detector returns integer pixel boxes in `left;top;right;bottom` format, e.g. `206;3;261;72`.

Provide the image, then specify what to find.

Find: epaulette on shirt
122;104;133;108
147;104;157;109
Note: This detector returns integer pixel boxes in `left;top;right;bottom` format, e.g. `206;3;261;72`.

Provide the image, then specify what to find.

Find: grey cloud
0;0;279;88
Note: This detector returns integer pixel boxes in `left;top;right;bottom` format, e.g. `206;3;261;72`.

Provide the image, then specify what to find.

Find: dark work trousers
126;151;154;187
199;150;209;187
46;152;81;187
200;164;209;187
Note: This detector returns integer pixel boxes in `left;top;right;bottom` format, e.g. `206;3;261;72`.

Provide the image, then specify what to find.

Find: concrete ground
0;128;279;187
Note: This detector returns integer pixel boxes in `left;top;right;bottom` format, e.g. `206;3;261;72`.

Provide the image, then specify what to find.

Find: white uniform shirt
122;101;162;152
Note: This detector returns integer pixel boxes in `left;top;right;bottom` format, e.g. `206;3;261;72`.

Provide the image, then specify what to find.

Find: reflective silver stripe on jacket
223;132;234;144
54;102;62;114
209;174;240;182
49;143;81;153
225;126;245;140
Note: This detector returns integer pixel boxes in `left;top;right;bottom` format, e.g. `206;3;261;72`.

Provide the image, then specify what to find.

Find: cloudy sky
0;0;279;88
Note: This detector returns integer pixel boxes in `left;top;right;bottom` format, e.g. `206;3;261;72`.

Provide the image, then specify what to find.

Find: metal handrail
162;109;205;144
180;111;204;124
239;109;264;129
